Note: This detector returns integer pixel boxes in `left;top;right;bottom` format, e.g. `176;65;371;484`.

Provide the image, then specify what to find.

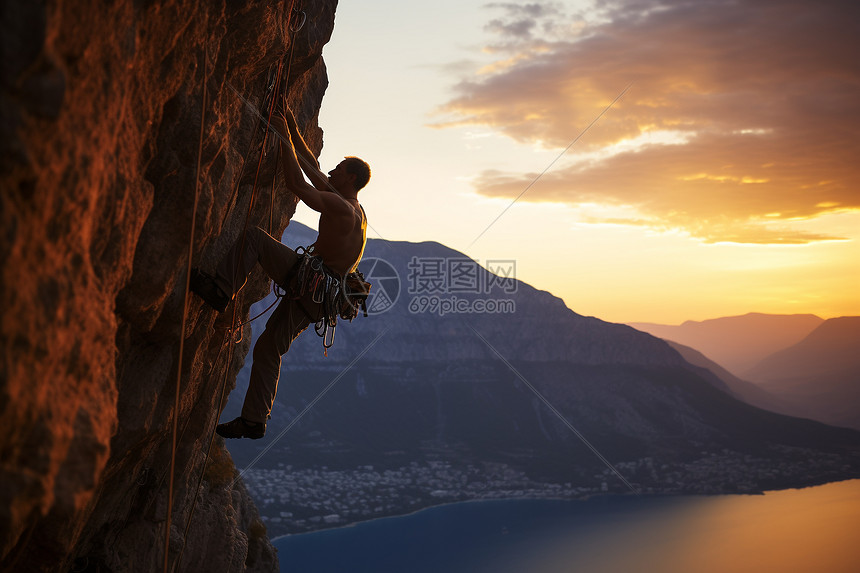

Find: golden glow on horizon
676;173;770;184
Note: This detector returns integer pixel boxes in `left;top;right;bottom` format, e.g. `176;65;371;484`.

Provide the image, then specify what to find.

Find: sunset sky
292;0;860;324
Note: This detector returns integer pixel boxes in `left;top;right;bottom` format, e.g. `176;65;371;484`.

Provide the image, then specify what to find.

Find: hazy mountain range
747;317;860;429
628;313;825;376
661;340;792;414
630;314;860;430
223;223;860;506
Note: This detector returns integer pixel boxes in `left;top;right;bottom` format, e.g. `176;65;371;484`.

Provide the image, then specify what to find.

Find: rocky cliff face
1;1;337;570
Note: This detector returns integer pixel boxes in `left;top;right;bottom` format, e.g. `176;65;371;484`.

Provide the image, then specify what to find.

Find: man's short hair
343;156;371;191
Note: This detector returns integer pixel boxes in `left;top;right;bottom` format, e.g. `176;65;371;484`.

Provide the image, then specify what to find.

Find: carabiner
312;276;326;303
323;321;335;349
290;9;307;33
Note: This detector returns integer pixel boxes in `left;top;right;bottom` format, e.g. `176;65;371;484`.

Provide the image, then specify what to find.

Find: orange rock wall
0;1;336;570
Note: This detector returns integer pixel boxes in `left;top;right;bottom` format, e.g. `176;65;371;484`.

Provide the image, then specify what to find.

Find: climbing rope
164;42;207;573
170;94;269;571
172;324;236;572
272;0;303;232
268;140;281;235
166;4;308;570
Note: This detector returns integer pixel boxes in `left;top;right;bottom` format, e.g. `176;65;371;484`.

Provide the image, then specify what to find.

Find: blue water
274;480;860;573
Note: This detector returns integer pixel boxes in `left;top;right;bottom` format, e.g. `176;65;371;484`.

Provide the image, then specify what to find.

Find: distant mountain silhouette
628;313;824;377
663;340;792;414
745;317;860;429
224;225;860;497
253;222;683;366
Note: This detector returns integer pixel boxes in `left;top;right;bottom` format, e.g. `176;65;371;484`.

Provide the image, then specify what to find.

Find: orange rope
164;42;207;573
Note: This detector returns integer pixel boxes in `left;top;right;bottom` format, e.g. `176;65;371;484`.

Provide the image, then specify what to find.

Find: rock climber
190;108;370;439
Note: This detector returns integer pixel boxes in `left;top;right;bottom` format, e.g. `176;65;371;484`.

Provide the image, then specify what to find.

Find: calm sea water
274;479;860;573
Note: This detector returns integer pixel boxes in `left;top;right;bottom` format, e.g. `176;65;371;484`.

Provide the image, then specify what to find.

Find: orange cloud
435;0;860;244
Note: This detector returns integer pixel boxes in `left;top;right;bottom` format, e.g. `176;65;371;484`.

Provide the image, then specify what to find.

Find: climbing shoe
189;268;230;312
216;417;266;440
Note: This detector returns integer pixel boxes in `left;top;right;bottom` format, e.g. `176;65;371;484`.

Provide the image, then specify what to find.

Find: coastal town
241;446;858;537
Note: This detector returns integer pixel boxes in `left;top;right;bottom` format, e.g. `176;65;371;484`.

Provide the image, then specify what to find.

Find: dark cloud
483;2;566;40
436;0;860;243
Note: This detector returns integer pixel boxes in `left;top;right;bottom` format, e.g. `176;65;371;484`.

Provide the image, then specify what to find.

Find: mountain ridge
252;222;693;367
745;316;860;429
748;316;860;381
628;312;825;376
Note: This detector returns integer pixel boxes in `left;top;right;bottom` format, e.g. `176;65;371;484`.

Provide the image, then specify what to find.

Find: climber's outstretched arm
273;117;353;216
280;109;330;192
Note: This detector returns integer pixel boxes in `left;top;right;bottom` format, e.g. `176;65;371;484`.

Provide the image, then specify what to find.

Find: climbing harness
277;244;371;355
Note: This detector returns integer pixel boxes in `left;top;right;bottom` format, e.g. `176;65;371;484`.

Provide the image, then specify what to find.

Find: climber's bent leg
215;226;300;296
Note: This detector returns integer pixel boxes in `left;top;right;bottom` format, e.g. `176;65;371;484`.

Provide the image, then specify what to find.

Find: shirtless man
191;109;370;439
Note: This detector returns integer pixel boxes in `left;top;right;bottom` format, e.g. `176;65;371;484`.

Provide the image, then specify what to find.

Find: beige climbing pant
215;226;321;423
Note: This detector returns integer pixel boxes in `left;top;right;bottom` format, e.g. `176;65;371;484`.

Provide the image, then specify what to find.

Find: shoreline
269;477;859;543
